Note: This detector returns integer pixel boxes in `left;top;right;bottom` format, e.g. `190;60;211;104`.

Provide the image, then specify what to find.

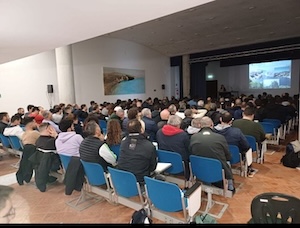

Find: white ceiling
1;0;300;65
0;0;213;64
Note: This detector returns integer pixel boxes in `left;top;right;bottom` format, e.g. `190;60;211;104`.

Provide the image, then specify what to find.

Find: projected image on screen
249;60;291;89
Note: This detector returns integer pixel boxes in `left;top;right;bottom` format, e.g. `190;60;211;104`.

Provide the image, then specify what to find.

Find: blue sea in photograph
112;77;145;95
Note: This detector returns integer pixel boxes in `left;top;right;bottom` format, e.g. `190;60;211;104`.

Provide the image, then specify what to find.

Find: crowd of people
0;92;298;206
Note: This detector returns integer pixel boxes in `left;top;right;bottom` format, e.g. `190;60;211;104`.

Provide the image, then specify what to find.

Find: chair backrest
260;122;275;135
189;155;223;184
144;176;184;212
245;135;257;152
0;134;11;148
156;149;184;174
262;118;281;129
59;154;72;171
250;192;300;224
8;135;23;151
109;144;121;159
228;144;241;165
108;167;140;198
80;160;107;186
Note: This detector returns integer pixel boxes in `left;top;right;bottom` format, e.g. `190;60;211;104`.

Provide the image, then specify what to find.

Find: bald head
200;116;213;128
160;109;170;121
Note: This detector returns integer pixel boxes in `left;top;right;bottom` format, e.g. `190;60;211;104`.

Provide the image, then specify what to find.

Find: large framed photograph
103;67;145;95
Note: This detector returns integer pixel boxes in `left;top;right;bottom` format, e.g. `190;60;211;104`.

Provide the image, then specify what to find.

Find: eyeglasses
2;207;15;222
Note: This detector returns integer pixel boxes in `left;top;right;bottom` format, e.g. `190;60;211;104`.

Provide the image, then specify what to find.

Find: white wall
0;36;171;117
206;59;300;97
0;51;58;117
71;37;170;106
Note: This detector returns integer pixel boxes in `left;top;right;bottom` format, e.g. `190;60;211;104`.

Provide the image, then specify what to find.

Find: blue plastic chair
8;135;23;151
260;121;280;146
144;176;201;223
262;118;284;140
156;149;188;187
228;145;246;177
0;133;11;149
80;160;113;203
108;167;146;210
189;155;229;219
245;135;260;163
59;154;72;172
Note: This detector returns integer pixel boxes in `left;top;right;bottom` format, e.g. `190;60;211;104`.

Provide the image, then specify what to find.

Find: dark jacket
142;116;158;142
214;124;250;155
189;127;233;179
64;156;85;195
151;110;161;124
79;136;111;172
156;125;190;163
117;133;157;183
16;144;36;185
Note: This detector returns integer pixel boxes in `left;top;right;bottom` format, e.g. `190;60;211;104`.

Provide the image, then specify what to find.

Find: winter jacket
55;132;83;157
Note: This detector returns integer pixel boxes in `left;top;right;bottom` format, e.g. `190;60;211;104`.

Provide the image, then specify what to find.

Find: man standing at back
189;116;235;192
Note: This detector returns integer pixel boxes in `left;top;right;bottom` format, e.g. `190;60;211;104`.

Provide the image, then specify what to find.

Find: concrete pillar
55;45;76;104
182;54;190;98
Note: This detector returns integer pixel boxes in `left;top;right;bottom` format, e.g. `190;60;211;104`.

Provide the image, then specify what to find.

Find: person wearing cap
55;119;83;157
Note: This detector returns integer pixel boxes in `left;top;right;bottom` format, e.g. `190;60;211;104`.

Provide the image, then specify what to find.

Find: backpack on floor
281;142;300;168
129;208;152;224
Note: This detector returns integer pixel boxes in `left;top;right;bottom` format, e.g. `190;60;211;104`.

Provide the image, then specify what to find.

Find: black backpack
129;208;152;224
281;142;300;168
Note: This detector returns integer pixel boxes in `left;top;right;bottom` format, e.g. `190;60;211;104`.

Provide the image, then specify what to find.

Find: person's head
31;106;40;114
10;114;21;126
84;120;101;137
221;112;233;124
168;104;177;115
127;107;139;120
115;107;125;119
0;185;14;224
127;119;142;134
17;108;24;116
0;112;10;123
242;107;255;120
59;119;74;132
200;116;213;128
160;109;170;121
38;122;52;135
191;117;202;129
141;108;152;118
106;119;122;145
184;109;193;118
23;117;37;130
167;115;182;128
26;104;34;112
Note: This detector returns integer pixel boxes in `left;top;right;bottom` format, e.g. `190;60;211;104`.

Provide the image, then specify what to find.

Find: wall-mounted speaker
161;84;165;90
47;84;53;93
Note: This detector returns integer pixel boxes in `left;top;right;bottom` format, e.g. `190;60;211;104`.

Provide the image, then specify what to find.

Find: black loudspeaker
161;84;165;90
47;84;53;93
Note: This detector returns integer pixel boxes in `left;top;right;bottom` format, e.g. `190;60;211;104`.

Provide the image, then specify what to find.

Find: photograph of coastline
103;67;145;95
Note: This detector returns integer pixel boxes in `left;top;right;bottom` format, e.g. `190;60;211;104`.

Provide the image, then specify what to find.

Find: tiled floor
1;128;300;224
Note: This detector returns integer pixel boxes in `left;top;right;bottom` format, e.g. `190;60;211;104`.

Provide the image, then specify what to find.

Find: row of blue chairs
0;134;23;168
59;153;202;223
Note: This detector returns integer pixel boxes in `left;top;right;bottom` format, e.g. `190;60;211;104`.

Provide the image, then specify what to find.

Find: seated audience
3;114;24;139
117;119;157;184
156;114;190;180
141;108;158;142
79;121;117;172
189;116;235;192
186;117;202;138
0;112;10;134
55;119;83;157
157;109;170;129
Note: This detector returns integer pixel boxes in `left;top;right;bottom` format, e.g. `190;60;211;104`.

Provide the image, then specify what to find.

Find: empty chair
228;145;247;177
262;118;284;140
156;149;189;188
108;167;146;211
144;176;201;224
189;155;229;219
80;160;114;204
248;192;300;224
260;121;280;146
0;133;11;149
